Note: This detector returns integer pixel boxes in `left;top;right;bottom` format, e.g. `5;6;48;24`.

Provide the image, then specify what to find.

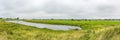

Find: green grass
0;20;120;40
25;20;120;30
0;20;77;40
24;20;120;40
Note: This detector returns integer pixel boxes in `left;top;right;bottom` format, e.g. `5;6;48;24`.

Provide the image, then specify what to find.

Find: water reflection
6;21;81;30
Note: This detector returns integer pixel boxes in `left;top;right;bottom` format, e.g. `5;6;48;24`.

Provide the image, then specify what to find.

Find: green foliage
25;20;120;30
24;20;120;40
0;20;120;40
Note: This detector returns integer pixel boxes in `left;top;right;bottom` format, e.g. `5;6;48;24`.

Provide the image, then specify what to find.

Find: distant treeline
31;19;120;21
0;17;20;20
1;17;120;21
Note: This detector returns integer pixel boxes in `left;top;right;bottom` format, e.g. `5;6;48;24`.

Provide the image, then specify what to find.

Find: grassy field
25;20;120;40
0;19;120;40
25;20;120;30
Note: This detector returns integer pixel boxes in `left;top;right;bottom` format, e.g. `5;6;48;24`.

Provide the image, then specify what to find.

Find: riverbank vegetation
25;20;120;40
25;20;120;30
0;19;120;40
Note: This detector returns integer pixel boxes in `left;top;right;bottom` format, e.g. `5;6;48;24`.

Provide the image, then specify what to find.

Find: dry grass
0;20;120;40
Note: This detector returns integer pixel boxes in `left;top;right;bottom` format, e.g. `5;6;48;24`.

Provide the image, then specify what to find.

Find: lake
6;21;81;30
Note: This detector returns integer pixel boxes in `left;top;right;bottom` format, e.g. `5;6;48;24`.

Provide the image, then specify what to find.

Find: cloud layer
0;0;120;19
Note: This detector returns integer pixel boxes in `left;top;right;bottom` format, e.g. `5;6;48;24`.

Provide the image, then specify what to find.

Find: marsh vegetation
0;19;120;40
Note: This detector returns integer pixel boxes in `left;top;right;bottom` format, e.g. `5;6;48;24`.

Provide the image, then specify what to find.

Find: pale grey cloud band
0;0;120;19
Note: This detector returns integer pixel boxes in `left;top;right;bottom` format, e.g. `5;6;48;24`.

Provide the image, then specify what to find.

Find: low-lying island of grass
0;20;120;40
25;20;120;30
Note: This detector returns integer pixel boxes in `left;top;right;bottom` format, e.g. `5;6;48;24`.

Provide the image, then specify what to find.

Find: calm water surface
6;21;81;30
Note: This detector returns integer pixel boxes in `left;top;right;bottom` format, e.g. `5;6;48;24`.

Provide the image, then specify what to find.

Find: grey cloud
0;0;120;19
96;5;115;13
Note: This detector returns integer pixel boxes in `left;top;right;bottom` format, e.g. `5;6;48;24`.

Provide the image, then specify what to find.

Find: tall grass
24;20;120;40
0;20;120;40
25;20;120;30
0;20;84;40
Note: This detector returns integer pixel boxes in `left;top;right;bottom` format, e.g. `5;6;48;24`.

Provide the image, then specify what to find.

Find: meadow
0;19;120;40
25;20;120;30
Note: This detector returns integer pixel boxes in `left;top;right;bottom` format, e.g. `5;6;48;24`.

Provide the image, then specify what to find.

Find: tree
51;18;54;20
71;19;74;21
16;17;19;20
0;18;2;19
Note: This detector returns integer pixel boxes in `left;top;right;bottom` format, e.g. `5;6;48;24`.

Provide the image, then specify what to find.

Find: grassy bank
25;20;120;30
0;20;120;40
24;20;120;40
0;20;78;40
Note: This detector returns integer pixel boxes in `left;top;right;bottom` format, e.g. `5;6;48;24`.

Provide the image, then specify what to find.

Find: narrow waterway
6;21;81;30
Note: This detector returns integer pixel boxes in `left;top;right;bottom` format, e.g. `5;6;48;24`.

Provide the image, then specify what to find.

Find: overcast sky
0;0;120;19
